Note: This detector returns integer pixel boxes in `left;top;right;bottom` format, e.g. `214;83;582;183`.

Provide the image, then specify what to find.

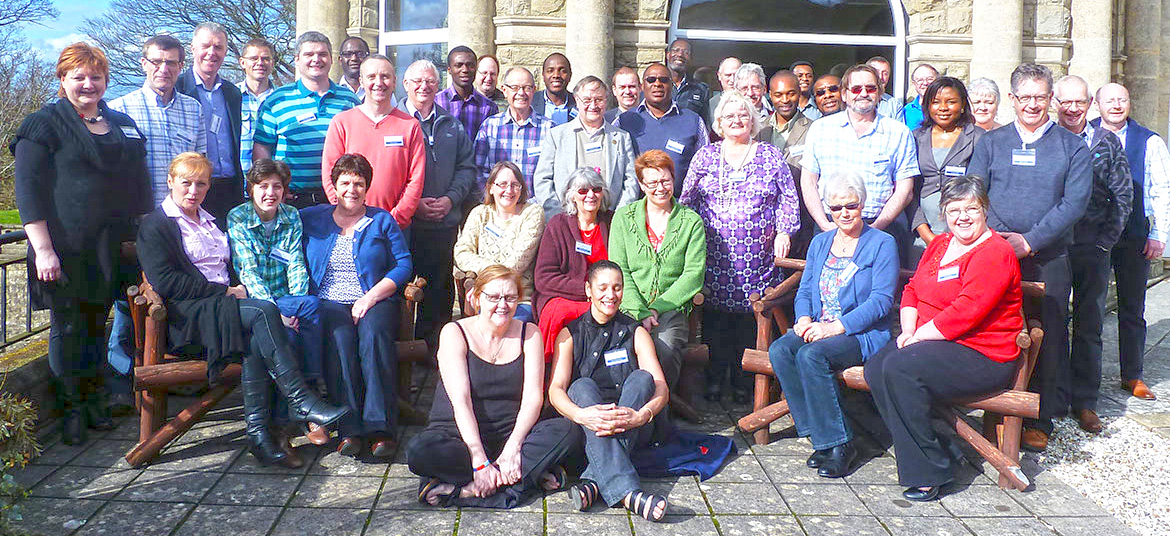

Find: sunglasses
814;85;839;97
828;202;861;212
643;76;671;85
848;84;879;95
577;186;605;195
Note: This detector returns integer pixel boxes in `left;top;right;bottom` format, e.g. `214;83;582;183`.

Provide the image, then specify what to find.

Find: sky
21;0;111;59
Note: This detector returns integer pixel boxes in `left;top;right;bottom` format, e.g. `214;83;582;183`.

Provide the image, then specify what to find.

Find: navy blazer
175;69;244;182
795;225;899;359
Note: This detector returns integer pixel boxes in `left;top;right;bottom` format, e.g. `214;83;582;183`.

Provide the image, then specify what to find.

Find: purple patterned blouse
680;141;800;312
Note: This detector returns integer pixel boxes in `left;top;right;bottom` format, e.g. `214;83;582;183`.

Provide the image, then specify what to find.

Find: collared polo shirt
109;84;207;205
337;77;366;101
473;108;551;192
237;80;274;174
436;86;497;142
254;80;361;190
193;75;236;178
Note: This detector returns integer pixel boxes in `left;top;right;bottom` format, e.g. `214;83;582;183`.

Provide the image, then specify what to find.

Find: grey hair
193;22;227;40
295;31;333;55
1009;63;1053;95
560;167;611;215
733;62;766;89
573;75;607;98
404;59;439;79
819;171;867;207
939;175;990;213
967;77;1000;102
711;90;762;138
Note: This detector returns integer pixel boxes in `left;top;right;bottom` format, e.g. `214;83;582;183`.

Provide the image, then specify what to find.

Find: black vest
568;311;640;402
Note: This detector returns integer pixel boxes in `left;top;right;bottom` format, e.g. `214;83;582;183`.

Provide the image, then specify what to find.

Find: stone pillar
1068;0;1113;90
1125;1;1162;134
970;0;1023;124
565;0;614;83
297;0;349;79
449;0;495;55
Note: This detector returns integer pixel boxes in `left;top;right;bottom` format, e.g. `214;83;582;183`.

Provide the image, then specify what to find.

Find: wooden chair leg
139;388;165;444
125;385;236;467
936;406;1030;491
998;415;1027;490
752;372;772;445
670;392;702;423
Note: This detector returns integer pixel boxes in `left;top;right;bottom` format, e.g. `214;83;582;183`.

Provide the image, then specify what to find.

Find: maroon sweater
532;211;612;315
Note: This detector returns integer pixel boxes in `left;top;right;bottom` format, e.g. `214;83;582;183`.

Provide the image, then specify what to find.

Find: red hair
634;149;676;182
56;43;109;98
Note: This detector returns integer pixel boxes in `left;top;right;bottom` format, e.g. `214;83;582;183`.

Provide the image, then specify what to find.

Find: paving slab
67;439;136;470
202;472;301;506
939;484;1031;517
173;504;282;536
32;439;88;466
270;507;370;536
8;462;56;489
76;500;193;536
546;512;632;535
644;477;710;516
853;484;951;518
113;469;220;502
1008;480;1112;517
776;482;867;516
961;516;1057;535
714;514;804;535
290;475;383;508
30;465;140;500
759;454;848;484
1045;515;1142;536
365;508;455;535
798;515;890;535
149;440;243;472
629;513;720;535
702;453;770;483
10;496;104;535
311;449;391;476
455;510;544;536
699;481;788;515
881;515;975;535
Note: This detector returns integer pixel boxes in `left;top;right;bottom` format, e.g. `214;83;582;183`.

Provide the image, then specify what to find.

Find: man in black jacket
1053;75;1133;434
175;22;244;229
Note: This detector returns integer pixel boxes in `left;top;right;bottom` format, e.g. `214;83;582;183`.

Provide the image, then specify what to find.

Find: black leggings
48;298;112;383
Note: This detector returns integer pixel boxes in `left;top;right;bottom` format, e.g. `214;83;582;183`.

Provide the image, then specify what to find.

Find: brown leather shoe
1122;379;1157;400
336;436;361;457
371;438;397;458
1076;409;1103;433
1022;428;1049;452
305;422;331;446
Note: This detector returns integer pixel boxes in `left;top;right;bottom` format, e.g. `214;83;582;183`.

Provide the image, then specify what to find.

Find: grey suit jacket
759;111;813;167
908;122;983;231
533;119;641;217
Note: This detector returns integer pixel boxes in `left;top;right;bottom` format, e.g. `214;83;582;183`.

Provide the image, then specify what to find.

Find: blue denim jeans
768;331;862;450
274;295;324;381
104;300;134;395
567;370;656;506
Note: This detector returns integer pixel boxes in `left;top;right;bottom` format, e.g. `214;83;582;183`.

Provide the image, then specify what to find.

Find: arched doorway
669;0;907;98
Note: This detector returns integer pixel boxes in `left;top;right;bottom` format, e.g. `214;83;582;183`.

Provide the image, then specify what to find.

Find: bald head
1053;75;1089;100
717;56;742;92
1095;82;1131;130
1053;75;1091;132
768;71;801;120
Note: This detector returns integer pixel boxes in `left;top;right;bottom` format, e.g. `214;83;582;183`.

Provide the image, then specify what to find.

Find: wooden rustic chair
124;276;428;467
736;257;1045;491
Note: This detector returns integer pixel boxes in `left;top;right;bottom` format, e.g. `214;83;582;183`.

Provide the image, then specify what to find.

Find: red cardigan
902;232;1023;362
532;212;612;315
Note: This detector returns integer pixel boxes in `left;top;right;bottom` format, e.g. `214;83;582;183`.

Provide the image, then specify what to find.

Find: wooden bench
124;277;428;467
736;258;1045;491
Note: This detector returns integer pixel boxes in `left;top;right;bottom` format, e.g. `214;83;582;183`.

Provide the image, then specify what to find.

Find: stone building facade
297;0;1170;135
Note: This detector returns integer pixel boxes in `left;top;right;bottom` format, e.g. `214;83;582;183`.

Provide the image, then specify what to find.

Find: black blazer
908;122;983;232
175;69;244;182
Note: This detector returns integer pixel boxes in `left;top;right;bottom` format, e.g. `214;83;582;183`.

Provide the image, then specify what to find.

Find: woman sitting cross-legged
302;153;413;458
768;171;899;478
407;265;582;508
548;261;671;522
864;175;1023;502
136;153;348;467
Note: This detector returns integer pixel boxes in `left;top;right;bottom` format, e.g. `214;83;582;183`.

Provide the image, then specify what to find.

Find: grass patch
0;210;19;226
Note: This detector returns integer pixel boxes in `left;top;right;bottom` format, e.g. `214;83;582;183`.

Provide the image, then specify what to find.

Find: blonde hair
712;90;762;138
168;152;213;181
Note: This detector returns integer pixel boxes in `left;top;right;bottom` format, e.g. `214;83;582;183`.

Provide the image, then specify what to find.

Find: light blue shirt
194;75;235;178
237;80;274;174
109;84;207;205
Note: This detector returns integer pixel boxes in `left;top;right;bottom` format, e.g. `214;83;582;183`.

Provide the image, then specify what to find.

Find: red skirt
538;297;591;362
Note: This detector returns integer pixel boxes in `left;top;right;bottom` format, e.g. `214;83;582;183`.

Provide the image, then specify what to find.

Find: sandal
569;479;600;511
544;465;568;491
417;478;461;507
624;490;668;522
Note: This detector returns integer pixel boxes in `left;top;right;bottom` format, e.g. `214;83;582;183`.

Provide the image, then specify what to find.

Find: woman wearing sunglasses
533;167;613;361
767;171;899;478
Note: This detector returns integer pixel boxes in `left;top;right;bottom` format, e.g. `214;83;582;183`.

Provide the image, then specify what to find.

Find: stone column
449;0;495;55
1125;1;1162;134
565;0;614;83
297;0;349;79
1068;0;1113;90
970;0;1023;124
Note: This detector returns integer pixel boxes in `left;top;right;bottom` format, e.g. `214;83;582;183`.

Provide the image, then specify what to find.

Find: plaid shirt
436;86;498;143
108;84;207;205
802;111;919;219
237;80;274;174
226;202;310;301
473;108;550;193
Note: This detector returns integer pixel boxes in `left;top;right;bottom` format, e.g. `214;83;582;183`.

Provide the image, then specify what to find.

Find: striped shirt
237;80;274;174
473;108;550;193
436;86;498;143
253;80;361;190
227;203;310;302
109;85;207;205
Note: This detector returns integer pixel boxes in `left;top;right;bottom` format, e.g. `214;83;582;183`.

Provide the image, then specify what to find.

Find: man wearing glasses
336;37;371;100
666;38;711;125
237;38;276;174
436;46;498;142
967;63;1092;452
802;64;918;261
474;67;551;195
617;62;708;196
902;63;938;129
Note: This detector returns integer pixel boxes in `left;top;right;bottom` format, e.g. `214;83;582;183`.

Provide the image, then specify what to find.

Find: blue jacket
300;204;413;295
795;225;899;359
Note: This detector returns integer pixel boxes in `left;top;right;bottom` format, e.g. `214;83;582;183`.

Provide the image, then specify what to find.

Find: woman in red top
864;175;1023;502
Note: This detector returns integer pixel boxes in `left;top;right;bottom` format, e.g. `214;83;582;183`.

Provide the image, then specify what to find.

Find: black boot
57;378;87;445
81;377;115;431
261;344;348;426
242;355;294;467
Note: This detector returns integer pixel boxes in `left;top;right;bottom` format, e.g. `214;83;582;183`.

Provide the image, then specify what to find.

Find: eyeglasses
242;56;274;64
944;206;983;219
848;84;879;95
827;202;860;212
480;293;519;305
408;77;439;87
1013;94;1050;104
576;186;605;195
640;178;672;190
492;181;522;190
912;76;937;86
144;57;182;69
721;112;752;123
339;51;369;59
814;85;839;97
1054;97;1090;109
577;97;606;106
503;83;535;92
643;76;670;85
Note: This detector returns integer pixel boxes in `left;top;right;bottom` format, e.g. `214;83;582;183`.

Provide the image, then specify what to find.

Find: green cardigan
608;198;707;321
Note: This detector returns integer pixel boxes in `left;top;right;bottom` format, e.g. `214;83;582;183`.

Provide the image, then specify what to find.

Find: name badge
840;262;860;285
604;348;630;366
787;144;804;156
691;94;701;101
120;126;141;139
526;146;541;158
484;222;504;238
295;112;317;124
729;170;747;182
575;241;593;255
584;141;603;154
665;139;686;154
269;248;293;265
384;135;405;147
944;165;967;177
938;265;960;282
353;216;373;233
1011;148;1036;167
210;114;223;133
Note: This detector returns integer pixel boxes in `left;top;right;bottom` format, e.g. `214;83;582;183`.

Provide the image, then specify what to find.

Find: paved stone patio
12;283;1170;535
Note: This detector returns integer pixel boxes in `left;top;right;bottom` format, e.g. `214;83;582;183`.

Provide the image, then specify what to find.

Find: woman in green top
608;150;707;390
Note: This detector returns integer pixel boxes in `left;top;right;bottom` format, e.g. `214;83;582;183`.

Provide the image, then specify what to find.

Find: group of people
10;22;1167;514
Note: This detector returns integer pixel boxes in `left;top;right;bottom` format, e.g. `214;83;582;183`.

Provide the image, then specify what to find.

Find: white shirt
1113;123;1170;243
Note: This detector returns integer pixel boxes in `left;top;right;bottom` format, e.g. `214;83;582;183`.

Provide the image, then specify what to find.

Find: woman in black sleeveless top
407;265;581;508
548;261;671;522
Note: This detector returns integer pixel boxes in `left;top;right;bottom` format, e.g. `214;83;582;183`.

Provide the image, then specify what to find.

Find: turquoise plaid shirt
227;202;310;301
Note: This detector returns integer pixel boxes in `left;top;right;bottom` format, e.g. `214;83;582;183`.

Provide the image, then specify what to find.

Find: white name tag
729;170;747;182
1011;148;1036;167
787;144;804;156
665;139;685;154
353;216;373;233
295;112;317;124
938;265;960;282
526;146;541;158
484;222;504;238
604;348;630;366
873;157;890;169
210;114;223;133
944;165;967;177
120;126;141;139
269;248;293;265
584;141;603;154
574;241;592;255
840;262;860;285
384;135;405;147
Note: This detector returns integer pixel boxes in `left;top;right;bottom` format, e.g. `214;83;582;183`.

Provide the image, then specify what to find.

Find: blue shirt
903;97;925;130
193;75;235;178
254;80;361;190
109;85;208;205
473;109;551;193
237;80;274;174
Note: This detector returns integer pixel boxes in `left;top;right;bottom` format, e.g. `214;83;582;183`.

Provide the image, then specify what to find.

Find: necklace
473;320;506;363
78;113;103;124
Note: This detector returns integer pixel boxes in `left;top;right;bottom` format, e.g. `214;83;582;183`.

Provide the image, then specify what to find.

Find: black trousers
203;177;246;231
49;298;113;402
408;226;458;354
864;212;911;268
1020;252;1072;433
701;309;756;394
1069;244;1111;411
865;341;1016;488
286;187;329;210
406;418;582;509
1112;238;1149;382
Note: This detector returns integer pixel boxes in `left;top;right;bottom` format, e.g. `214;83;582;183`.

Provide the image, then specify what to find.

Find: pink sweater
321;107;425;228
